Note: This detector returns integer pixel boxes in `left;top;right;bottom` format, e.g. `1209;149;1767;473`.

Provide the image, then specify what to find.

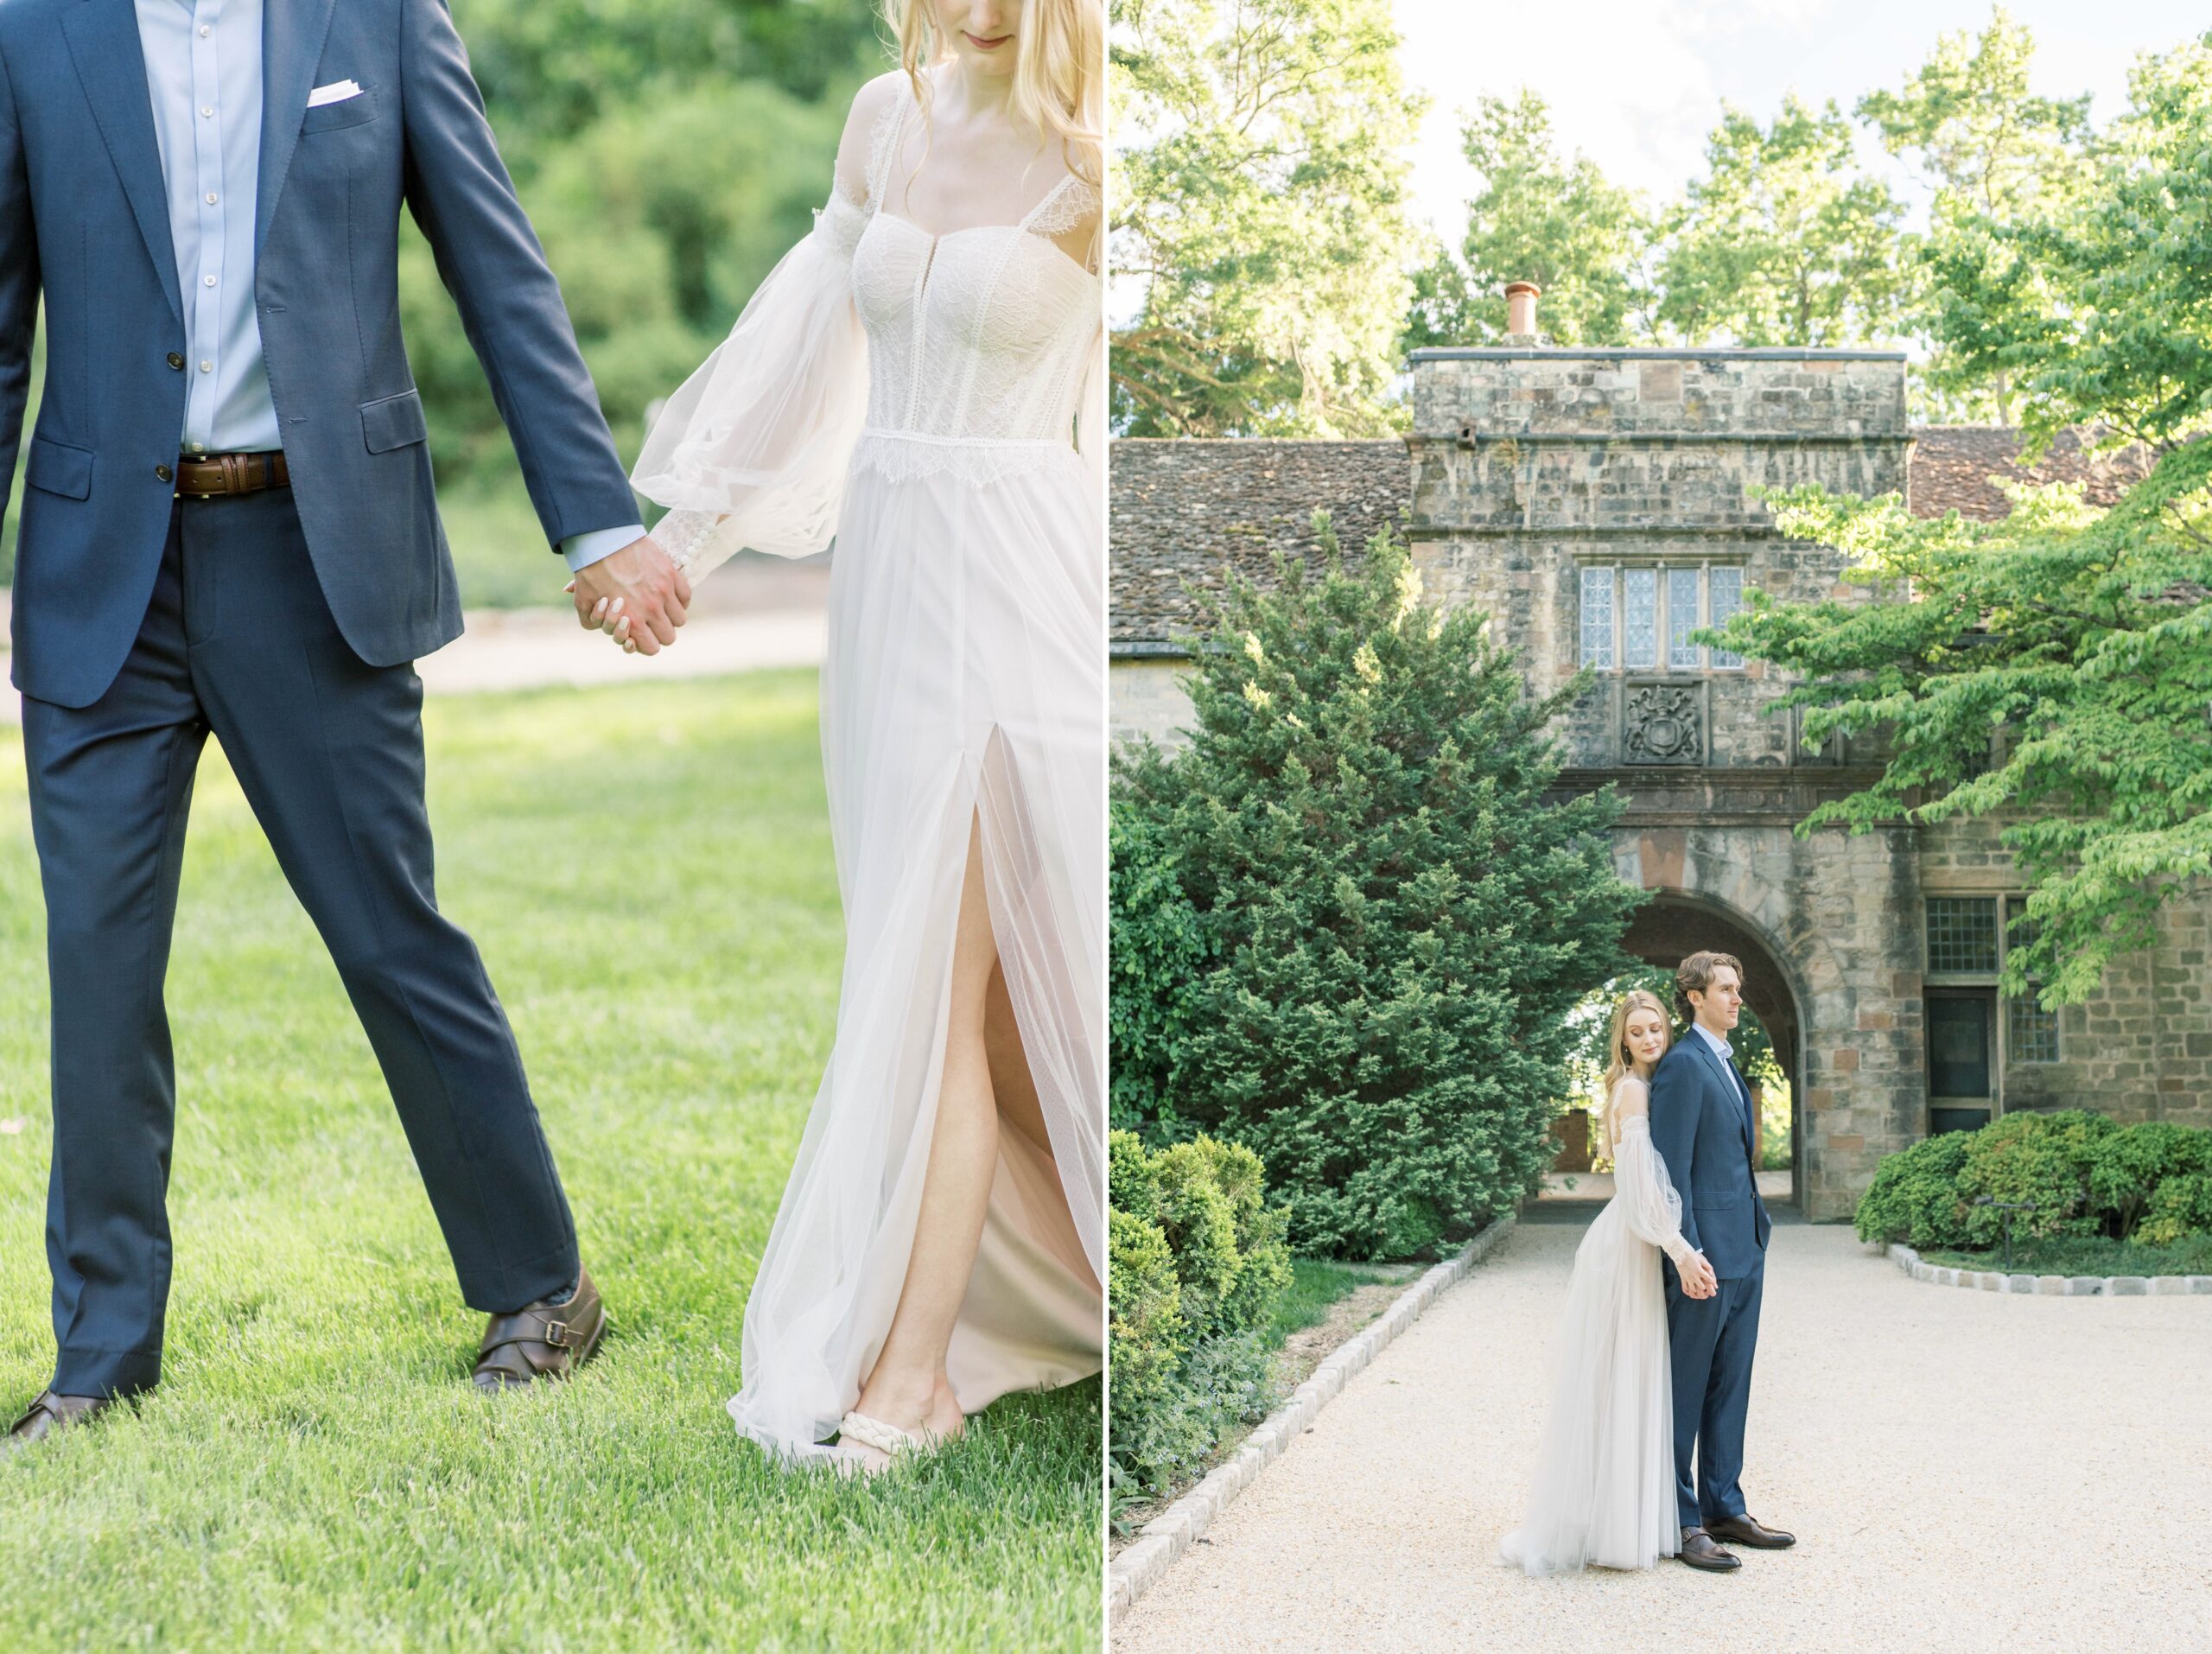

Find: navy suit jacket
1648;1031;1772;1281
0;0;639;708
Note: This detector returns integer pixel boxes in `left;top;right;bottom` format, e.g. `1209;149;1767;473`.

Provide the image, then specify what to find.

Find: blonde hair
883;0;1104;188
1601;989;1674;1100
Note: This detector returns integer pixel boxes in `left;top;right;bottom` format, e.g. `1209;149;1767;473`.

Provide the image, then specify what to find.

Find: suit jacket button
156;463;174;482
167;353;186;370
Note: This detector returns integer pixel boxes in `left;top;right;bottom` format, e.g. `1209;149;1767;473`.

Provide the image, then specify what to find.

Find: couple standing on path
1502;951;1797;1574
0;0;1105;1476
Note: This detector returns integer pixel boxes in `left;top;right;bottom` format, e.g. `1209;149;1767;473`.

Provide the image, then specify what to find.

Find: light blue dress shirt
133;0;639;571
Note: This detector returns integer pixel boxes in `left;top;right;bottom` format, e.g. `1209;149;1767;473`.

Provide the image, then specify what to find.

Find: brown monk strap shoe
1708;1514;1796;1549
3;1390;116;1458
1676;1527;1742;1572
472;1267;607;1391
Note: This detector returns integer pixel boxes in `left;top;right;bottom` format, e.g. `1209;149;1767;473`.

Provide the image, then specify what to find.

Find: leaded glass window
1709;565;1745;670
1926;897;1999;974
1624;568;1658;668
2005;896;2060;1062
1580;567;1614;668
1668;568;1701;668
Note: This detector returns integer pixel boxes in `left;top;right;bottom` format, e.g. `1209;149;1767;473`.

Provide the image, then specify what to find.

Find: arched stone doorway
1622;894;1804;1208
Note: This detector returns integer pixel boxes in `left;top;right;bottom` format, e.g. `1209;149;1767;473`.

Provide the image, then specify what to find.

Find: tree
1110;0;1425;436
1859;6;2094;421
1918;33;2212;456
401;0;880;487
1402;90;1649;352
1707;37;2212;1010
1655;95;1907;347
1713;38;2212;1008
1113;518;1641;1256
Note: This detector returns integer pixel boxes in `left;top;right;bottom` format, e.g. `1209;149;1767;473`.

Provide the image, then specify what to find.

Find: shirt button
206;193;219;206
200;106;214;118
200;360;213;373
167;352;185;370
203;275;218;287
156;464;174;482
199;24;211;36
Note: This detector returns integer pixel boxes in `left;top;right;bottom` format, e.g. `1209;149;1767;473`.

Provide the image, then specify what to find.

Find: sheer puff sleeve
628;189;871;581
1609;1078;1691;1264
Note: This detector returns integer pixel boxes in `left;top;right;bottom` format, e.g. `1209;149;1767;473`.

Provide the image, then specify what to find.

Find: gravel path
1112;1215;2212;1654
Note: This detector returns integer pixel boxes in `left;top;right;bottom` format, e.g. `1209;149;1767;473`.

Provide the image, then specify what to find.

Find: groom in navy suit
0;0;696;1448
1648;950;1796;1571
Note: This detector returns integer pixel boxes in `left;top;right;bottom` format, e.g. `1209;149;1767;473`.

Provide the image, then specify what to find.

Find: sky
1394;0;2209;241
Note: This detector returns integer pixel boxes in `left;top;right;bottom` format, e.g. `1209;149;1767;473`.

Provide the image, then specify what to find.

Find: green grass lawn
0;672;1101;1651
1263;1258;1415;1349
1918;1235;2212;1276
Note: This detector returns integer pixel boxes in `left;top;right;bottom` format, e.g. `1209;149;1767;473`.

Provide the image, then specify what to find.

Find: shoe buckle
538;1317;571;1350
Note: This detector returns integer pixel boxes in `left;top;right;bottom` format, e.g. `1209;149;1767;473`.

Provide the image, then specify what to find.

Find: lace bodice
631;75;1105;574
832;84;1102;482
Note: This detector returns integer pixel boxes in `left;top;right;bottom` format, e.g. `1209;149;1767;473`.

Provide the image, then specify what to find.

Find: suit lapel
60;0;183;328
1694;1033;1758;1167
257;0;340;258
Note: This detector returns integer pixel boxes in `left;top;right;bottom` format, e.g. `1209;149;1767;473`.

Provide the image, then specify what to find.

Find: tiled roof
1109;427;2154;649
1907;426;2152;522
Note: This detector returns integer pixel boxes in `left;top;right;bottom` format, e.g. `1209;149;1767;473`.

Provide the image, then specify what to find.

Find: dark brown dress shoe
1676;1528;1742;1572
472;1267;608;1391
3;1390;114;1457
1708;1514;1796;1549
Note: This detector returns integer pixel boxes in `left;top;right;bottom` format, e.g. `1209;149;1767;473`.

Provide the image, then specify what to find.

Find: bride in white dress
1500;989;1719;1571
623;0;1106;1470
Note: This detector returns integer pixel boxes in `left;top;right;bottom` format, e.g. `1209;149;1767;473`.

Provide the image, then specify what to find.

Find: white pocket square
306;80;363;108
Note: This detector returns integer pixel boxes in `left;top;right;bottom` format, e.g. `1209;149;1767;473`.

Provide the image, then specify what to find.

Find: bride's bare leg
847;811;1001;1461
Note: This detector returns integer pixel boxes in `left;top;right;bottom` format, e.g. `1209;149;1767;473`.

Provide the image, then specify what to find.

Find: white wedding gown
1499;1077;1687;1572
630;73;1107;1460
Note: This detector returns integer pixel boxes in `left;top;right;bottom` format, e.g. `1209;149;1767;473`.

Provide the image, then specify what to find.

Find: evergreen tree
1113;519;1641;1256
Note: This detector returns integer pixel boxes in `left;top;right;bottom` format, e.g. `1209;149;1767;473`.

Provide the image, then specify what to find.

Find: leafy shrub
1856;1112;2212;1248
1955;1110;2113;1244
2137;1174;2212;1248
1111;520;1637;1256
1108;1131;1294;1497
2088;1123;2212;1241
1853;1131;1974;1247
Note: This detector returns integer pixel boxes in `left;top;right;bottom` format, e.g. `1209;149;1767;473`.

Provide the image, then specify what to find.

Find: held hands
564;534;691;656
1679;1250;1719;1300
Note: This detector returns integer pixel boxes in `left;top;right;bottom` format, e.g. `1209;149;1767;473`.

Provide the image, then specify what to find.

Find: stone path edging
1886;1242;2212;1296
1109;1214;1516;1617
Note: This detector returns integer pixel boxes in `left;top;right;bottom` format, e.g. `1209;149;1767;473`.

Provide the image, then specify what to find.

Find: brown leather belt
175;450;289;498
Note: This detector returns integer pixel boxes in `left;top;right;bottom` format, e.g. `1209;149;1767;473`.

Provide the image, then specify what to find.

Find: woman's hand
1680;1250;1719;1300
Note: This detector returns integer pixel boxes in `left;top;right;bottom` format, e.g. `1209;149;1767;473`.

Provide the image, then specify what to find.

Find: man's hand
1680;1250;1719;1300
566;534;690;655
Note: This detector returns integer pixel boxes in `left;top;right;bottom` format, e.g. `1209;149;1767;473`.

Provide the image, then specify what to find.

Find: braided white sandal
833;1409;933;1476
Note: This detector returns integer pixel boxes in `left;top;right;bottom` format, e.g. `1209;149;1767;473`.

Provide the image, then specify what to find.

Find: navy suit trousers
19;490;579;1396
1662;1254;1764;1534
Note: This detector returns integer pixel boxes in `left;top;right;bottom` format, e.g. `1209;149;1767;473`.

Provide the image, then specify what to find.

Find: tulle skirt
726;438;1106;1459
1498;1199;1681;1573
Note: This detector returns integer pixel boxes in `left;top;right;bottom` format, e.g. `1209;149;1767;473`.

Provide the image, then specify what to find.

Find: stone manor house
1109;340;2212;1221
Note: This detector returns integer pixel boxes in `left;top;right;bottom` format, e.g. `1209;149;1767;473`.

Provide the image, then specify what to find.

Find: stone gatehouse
1109;347;2210;1222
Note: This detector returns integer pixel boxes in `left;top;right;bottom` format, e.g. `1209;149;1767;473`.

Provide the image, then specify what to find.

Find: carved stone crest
1624;684;1701;765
